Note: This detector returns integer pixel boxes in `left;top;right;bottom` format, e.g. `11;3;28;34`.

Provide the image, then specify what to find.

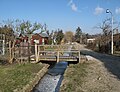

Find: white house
87;38;95;44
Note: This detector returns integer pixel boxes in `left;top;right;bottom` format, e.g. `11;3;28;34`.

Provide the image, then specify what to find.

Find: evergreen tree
75;27;82;43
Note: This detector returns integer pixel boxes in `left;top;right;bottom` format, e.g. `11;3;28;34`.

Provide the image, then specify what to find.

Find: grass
0;63;44;92
60;63;88;92
0;54;10;64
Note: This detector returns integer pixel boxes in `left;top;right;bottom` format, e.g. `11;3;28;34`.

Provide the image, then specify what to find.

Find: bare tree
64;31;74;43
95;18;111;36
95;18;120;35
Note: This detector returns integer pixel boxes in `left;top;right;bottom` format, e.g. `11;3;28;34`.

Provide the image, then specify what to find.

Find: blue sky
0;0;120;34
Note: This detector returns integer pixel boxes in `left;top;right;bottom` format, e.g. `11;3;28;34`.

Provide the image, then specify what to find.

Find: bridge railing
35;44;80;63
3;43;80;63
37;44;79;51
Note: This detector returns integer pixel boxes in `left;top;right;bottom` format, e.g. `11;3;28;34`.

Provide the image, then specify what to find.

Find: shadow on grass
81;50;120;79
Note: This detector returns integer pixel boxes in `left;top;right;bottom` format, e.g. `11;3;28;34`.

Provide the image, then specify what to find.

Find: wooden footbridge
9;43;80;63
32;44;80;63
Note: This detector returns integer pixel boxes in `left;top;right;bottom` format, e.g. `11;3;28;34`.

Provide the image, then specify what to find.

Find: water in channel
32;61;68;92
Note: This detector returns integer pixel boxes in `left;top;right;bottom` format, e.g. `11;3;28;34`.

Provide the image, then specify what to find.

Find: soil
78;43;120;92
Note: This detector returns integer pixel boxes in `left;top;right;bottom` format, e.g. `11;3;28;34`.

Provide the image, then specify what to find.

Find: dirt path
78;44;120;92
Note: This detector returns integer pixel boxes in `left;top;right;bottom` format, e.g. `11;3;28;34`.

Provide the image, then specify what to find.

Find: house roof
39;32;49;38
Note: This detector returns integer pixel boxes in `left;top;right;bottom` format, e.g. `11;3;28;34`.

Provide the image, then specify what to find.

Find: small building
31;33;49;45
15;34;28;46
87;38;95;44
15;33;49;45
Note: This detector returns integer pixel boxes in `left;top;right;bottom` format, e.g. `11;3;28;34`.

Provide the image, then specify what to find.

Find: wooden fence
8;43;80;63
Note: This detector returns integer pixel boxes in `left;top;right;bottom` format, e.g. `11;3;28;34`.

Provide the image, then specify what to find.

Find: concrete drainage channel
32;62;68;92
32;46;73;92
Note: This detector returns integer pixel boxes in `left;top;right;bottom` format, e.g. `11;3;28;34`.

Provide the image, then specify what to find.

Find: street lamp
106;9;113;54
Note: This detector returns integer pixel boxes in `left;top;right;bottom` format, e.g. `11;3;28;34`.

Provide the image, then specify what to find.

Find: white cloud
68;0;80;12
71;3;78;12
115;8;120;14
94;6;104;15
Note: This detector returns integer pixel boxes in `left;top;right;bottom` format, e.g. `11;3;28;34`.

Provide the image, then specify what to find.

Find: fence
0;42;80;63
9;42;35;63
0;34;5;55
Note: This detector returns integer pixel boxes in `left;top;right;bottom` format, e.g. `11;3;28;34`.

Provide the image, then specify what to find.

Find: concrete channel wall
14;64;50;92
32;45;73;92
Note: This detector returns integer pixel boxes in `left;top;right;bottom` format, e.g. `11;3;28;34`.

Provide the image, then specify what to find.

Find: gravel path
78;44;120;92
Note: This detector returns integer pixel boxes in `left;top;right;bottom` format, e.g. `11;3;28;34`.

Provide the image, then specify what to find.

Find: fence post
12;40;15;61
2;40;5;55
9;41;12;63
28;42;30;62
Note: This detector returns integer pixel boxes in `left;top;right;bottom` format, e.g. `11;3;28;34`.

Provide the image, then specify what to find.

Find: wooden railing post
35;43;38;62
57;51;59;62
38;45;40;61
79;51;80;63
9;41;14;63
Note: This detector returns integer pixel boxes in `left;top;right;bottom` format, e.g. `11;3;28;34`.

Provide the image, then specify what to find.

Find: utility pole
106;9;114;54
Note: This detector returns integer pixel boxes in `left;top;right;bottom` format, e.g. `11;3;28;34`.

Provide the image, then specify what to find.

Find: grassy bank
0;63;44;92
60;63;88;92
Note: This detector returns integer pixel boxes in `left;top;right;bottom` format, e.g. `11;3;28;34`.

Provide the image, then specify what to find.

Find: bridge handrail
37;50;80;63
35;44;80;62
